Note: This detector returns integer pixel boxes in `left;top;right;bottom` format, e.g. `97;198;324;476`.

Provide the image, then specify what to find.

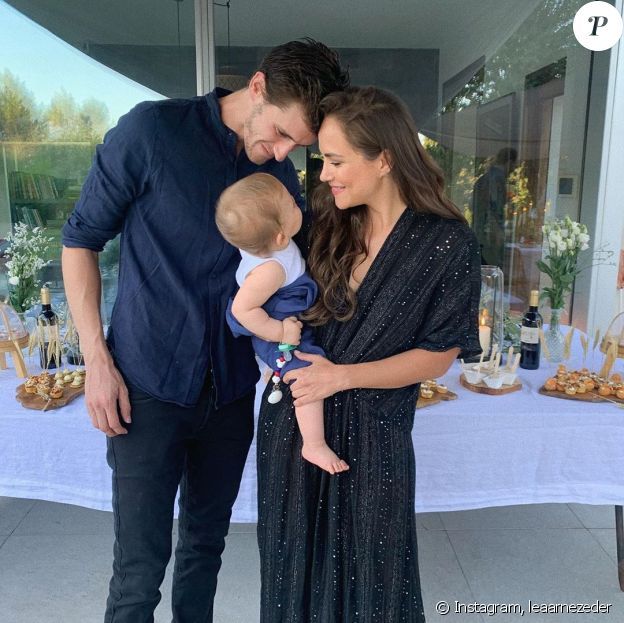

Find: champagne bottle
38;286;61;369
519;290;541;370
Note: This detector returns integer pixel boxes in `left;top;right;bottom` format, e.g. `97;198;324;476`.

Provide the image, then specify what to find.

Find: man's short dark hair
258;38;350;133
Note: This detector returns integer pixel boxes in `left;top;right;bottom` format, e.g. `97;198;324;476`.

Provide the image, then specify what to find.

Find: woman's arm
231;261;302;344
283;346;460;406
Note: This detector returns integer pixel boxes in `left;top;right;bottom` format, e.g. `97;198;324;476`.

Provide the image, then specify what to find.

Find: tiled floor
1;497;622;622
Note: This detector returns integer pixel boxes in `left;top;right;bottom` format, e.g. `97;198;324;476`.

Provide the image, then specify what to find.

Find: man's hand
283;351;348;406
281;316;303;346
84;353;131;437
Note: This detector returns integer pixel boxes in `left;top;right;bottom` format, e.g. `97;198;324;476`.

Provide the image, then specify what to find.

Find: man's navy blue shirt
62;89;303;407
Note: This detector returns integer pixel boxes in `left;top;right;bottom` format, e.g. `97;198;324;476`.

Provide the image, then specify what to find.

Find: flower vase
546;308;565;363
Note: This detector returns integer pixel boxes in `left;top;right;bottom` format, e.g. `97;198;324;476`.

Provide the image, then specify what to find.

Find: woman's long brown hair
304;86;466;326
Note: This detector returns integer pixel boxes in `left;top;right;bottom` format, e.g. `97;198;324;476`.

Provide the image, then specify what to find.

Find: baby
216;173;349;475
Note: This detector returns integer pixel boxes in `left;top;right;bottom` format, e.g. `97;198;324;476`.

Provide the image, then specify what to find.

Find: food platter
537;365;624;407
416;379;458;409
15;369;86;411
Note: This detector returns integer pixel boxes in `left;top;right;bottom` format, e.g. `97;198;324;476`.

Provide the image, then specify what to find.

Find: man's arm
62;246;130;436
230;261;302;345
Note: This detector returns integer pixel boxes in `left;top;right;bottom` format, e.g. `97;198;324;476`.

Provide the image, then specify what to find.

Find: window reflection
0;0;195;322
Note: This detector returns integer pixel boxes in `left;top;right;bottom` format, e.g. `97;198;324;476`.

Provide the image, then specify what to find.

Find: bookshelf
7;170;79;293
8;171;78;263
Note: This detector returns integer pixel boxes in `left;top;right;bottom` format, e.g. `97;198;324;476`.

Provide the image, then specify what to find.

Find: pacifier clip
268;343;296;404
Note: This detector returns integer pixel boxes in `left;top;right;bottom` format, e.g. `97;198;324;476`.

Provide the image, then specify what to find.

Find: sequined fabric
257;209;482;622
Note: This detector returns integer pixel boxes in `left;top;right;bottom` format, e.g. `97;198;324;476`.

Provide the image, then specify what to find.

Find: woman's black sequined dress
258;209;482;622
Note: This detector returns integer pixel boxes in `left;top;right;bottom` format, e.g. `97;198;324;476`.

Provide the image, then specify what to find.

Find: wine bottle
38;286;61;369
519;289;541;370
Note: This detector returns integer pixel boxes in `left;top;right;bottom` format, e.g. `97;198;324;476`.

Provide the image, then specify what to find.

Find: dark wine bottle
519;289;541;370
38;286;61;369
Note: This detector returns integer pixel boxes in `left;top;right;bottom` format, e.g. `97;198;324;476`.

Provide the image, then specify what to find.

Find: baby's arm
231;261;301;344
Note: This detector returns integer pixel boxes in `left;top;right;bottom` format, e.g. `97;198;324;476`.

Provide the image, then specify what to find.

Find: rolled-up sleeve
62;102;158;251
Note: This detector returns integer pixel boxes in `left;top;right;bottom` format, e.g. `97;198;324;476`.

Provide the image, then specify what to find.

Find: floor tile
417;530;485;622
2;497;623;623
589;529;618;564
213;532;261;623
568;504;616;529
0;496;36;535
13;500;113;536
441;503;583;531
229;522;257;534
0;533;112;623
447;528;624;622
416;512;445;530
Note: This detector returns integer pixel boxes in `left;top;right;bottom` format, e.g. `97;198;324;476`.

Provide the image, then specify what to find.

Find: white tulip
8;276;19;286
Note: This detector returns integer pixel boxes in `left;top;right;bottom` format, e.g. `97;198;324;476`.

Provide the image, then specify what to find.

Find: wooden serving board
538;386;624;405
16;382;85;411
416;389;458;409
460;374;522;395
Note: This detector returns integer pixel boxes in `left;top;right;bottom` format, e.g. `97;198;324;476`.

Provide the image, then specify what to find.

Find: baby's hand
281;316;303;346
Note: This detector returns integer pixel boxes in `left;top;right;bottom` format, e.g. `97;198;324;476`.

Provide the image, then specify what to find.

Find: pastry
49;385;63;399
598;384;612;397
544;378;557;391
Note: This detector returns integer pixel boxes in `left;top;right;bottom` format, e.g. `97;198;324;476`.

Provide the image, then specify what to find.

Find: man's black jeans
104;374;254;623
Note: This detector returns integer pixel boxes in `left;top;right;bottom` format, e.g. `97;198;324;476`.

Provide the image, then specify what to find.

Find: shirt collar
205;87;238;156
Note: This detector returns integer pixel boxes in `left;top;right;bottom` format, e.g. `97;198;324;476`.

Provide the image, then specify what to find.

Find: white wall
580;1;624;333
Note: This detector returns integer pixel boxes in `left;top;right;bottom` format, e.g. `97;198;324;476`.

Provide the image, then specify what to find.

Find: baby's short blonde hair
216;173;288;256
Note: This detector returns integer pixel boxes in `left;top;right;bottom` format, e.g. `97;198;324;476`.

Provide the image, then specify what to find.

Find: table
2;351;624;585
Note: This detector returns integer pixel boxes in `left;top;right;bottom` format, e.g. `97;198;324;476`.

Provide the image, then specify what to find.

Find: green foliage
4;223;54;313
0;69;110;144
0;70;45;141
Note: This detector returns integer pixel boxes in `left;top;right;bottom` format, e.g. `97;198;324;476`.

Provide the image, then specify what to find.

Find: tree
0;70;44;141
44;88;109;143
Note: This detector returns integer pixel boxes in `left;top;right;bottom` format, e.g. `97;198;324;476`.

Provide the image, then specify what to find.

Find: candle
479;308;491;356
479;326;491;356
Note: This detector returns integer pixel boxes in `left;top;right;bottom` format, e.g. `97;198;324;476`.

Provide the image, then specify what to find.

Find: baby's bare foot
302;443;350;474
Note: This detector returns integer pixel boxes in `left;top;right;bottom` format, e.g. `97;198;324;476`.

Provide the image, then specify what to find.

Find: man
472;147;518;268
61;39;348;622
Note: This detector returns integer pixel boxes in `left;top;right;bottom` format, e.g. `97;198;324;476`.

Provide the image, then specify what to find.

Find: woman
257;86;481;622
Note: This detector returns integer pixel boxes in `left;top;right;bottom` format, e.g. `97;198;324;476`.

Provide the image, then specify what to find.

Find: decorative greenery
537;216;611;310
503;311;522;350
3;223;54;313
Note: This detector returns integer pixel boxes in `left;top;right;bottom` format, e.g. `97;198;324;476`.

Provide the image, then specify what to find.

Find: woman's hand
283;351;349;406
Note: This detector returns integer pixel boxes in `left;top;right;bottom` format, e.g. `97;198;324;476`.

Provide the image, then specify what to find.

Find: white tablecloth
1;351;623;522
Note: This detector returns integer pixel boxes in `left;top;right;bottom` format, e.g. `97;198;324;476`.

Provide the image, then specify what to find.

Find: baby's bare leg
295;400;349;474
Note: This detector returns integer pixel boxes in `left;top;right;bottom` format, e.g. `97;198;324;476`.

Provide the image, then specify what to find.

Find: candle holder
475;265;504;362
